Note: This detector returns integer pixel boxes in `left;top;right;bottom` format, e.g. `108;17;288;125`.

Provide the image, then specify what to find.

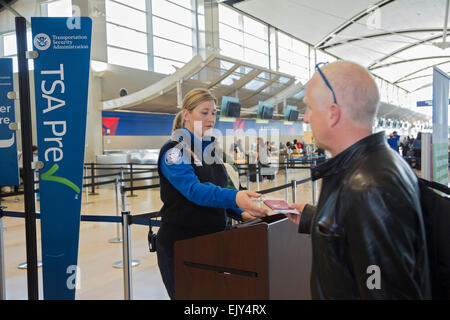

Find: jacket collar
176;127;213;151
311;131;388;180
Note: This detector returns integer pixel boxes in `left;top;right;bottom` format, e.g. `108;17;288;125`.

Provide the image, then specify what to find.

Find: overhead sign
417;98;450;107
31;16;92;300
432;67;449;185
0;58;19;186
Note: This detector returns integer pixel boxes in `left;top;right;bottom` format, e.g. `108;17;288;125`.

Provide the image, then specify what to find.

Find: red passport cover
263;199;291;210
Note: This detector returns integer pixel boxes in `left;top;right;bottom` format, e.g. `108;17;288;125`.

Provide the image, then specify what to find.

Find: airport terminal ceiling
0;0;18;12
103;53;297;119
102;0;445;123
231;0;449;94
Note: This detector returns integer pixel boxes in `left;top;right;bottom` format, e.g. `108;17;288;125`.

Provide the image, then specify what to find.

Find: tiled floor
0;166;317;300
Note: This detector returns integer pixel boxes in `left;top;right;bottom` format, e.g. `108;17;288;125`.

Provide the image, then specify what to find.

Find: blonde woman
155;88;267;299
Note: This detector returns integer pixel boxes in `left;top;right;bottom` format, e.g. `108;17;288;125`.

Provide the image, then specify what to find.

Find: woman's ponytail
172;111;184;134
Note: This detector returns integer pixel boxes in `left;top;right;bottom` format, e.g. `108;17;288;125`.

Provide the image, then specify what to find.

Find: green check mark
40;163;80;194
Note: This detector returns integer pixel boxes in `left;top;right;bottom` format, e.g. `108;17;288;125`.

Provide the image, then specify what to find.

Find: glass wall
277;30;309;83
151;0;196;74
218;4;269;68
0;0;414;109
0;0;73;72
105;0;197;74
105;0;148;70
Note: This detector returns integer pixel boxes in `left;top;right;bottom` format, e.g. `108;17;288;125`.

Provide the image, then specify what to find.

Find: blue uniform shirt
160;128;243;220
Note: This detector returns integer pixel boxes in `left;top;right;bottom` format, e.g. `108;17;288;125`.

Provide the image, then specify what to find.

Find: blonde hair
172;88;217;134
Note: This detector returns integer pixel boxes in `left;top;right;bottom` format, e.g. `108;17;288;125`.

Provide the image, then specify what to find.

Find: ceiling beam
319;28;444;50
0;0;30;26
394;60;450;84
370;55;450;70
207;64;240;89
240;75;281;102
314;0;396;48
368;34;444;69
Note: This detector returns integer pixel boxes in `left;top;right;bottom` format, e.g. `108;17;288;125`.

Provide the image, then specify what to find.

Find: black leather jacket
299;132;431;299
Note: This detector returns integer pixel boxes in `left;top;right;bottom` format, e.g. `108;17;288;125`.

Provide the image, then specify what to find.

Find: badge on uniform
165;147;182;165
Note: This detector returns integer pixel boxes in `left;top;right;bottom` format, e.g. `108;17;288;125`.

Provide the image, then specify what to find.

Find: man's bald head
308;61;380;128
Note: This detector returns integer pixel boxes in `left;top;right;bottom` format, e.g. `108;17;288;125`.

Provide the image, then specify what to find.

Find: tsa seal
165;148;182;165
34;33;51;50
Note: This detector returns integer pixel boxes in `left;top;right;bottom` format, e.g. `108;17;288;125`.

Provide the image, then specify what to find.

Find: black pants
156;238;175;300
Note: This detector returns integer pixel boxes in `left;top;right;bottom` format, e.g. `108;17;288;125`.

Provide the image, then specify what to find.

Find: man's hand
285;202;306;225
236;191;268;218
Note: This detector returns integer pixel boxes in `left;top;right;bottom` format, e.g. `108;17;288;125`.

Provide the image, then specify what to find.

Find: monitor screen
261;105;274;119
226;101;241;118
288;109;299;121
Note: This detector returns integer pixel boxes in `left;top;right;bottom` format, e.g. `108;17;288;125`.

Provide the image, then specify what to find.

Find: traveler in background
286;61;431;299
412;132;422;169
400;136;409;157
387;131;400;152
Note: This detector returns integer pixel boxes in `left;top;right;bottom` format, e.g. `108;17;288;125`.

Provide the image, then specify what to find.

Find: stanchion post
112;178;140;269
312;179;318;205
121;210;133;300
109;177;123;243
89;163;98;195
246;167;250;191
120;168;127;212
0;214;5;300
33;169;38;210
256;163;260;192
284;162;289;202
84;166;89;205
291;180;297;203
127;163;137;198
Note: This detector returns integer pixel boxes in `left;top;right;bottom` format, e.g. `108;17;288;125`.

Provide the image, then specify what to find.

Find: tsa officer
155;88;267;299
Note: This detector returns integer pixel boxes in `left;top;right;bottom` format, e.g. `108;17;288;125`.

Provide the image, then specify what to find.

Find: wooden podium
174;214;312;299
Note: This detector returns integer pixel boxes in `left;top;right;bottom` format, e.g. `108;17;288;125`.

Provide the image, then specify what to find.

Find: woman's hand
241;211;255;221
235;191;268;218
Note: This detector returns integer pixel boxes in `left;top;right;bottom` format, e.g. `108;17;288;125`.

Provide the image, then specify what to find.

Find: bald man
287;61;431;299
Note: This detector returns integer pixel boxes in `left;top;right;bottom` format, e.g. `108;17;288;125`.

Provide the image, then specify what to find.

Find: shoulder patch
165;147;182;165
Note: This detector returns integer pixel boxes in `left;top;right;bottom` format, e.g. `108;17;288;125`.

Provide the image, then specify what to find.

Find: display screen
226;101;241;118
288;109;299;121
261;105;274;119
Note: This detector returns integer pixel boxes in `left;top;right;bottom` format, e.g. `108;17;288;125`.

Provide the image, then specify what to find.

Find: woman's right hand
235;191;268;218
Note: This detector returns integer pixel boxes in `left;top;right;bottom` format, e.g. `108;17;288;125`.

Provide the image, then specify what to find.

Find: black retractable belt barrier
131;212;161;253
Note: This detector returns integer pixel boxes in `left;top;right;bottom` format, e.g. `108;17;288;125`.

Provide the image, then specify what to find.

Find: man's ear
328;104;341;127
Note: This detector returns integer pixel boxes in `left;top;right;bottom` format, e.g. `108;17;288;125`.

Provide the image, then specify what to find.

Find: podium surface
174;214;312;299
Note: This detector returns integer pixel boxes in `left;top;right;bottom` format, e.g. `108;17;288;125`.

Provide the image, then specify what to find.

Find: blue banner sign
102;111;304;137
31;17;92;300
417;99;450;107
0;58;19;186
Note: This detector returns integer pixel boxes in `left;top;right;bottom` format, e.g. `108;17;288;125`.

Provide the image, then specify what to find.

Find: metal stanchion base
108;237;123;243
88;192;99;195
127;194;138;198
17;261;43;269
112;260;140;269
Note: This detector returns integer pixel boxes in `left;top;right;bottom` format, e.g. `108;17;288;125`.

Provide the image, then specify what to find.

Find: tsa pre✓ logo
34;33;51;50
